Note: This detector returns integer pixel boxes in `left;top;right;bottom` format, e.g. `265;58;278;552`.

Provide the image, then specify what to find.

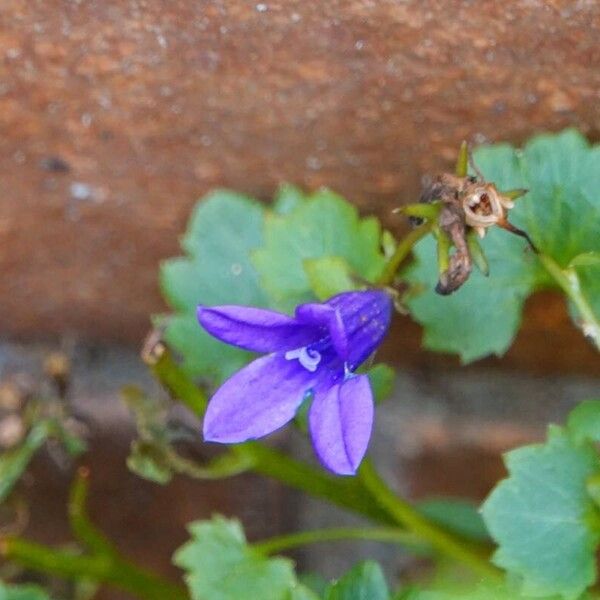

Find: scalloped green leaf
160;191;269;383
481;427;600;599
325;561;389;600
174;516;304;600
253;188;386;312
405;231;541;362
567;399;600;445
406;129;600;362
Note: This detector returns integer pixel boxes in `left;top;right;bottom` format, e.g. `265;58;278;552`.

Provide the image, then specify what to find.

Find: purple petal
203;353;318;443
197;305;320;353
295;303;348;359
326;290;392;369
308;374;374;475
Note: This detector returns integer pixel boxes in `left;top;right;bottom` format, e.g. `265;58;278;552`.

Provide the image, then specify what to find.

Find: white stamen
285;346;322;372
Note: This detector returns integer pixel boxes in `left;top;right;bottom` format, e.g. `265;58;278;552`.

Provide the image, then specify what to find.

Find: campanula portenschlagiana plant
197;289;392;475
3;131;599;600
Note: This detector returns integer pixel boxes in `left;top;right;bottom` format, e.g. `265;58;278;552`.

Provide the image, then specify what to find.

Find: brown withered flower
408;143;535;295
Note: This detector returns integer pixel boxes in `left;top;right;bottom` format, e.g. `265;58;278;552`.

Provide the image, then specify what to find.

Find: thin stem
467;231;489;276
239;443;393;524
358;460;501;581
397;203;441;221
2;469;189;600
538;254;600;350
1;538;188;600
378;221;434;286
253;526;428;556
455;141;469;178
69;468;117;559
154;443;254;480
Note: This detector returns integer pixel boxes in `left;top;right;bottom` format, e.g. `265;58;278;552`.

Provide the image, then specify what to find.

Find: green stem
538;254;600;350
253;526;428;556
1;538;188;600
358;460;501;581
238;443;393;524
69;468;117;559
150;350;207;416
159;444;254;480
399;203;441;221
435;228;451;276
455;141;469;177
378;221;434;286
467;231;489;276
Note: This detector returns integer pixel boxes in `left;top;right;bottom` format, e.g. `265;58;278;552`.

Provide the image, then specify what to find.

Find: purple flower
197;290;392;475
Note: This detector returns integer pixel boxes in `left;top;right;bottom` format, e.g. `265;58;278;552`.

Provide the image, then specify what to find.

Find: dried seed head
462;184;516;238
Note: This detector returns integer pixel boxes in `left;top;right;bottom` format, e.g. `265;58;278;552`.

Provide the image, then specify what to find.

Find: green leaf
325;561;389;600
569;252;600;268
160;191;269;383
567;399;600;445
0;422;50;503
274;183;306;215
417;498;489;543
481;426;600;599
253;188;387;312
381;230;397;260
0;582;52;600
406;129;600;362
405;233;541;362
304;256;358;300
174;516;298;600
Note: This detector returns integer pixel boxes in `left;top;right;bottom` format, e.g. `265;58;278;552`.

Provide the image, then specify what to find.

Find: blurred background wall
1;1;599;598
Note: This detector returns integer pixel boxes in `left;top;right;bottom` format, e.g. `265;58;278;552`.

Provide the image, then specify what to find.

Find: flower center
285;346;322;372
463;186;503;228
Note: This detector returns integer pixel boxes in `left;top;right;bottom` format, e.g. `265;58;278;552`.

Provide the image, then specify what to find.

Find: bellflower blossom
197;290;392;475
